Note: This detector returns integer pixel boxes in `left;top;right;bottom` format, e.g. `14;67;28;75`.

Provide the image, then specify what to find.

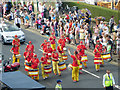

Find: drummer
57;41;64;62
52;49;61;76
40;53;49;80
10;45;20;63
23;49;28;65
26;41;35;53
30;54;40;80
12;35;20;53
47;43;53;60
12;35;20;47
40;39;48;50
77;41;87;68
68;48;79;82
93;40;102;72
49;32;56;50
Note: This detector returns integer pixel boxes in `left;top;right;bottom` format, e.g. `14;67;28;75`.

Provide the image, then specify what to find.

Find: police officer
55;79;62;90
103;70;115;90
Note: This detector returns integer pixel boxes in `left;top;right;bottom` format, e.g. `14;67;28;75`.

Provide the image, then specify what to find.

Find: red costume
31;58;39;69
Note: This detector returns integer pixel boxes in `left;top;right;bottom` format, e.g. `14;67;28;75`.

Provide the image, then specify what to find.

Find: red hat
58;40;62;44
44;39;47;42
29;41;32;44
54;49;56;52
15;35;18;37
34;54;37;57
43;53;46;55
51;32;54;35
97;40;100;43
80;41;83;44
47;43;50;46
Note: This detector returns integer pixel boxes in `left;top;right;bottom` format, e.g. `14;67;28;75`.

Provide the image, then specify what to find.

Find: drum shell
44;66;52;74
25;63;32;71
102;53;111;60
16;54;21;58
28;68;39;77
58;62;66;71
62;55;68;60
81;55;88;62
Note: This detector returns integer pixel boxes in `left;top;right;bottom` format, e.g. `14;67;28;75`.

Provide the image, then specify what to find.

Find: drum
79;64;82;70
28;68;39;77
63;47;67;51
62;55;68;60
81;55;88;62
25;63;32;71
94;57;102;64
102;53;111;61
44;66;52;74
48;53;52;58
68;64;73;70
58;62;66;71
47;59;51;64
16;54;21;58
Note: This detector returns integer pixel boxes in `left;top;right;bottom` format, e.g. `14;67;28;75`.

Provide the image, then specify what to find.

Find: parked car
0;24;25;44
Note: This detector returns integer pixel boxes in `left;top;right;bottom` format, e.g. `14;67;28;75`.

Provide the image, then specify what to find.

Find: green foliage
63;2;119;23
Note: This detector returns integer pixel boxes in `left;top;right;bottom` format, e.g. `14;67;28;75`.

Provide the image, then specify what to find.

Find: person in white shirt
14;15;21;28
103;70;115;90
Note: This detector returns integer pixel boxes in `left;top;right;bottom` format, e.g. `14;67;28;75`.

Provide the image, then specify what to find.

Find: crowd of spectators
0;1;120;60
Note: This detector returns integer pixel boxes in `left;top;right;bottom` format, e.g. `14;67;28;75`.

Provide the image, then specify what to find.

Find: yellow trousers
41;64;49;79
51;44;56;50
83;62;87;67
95;64;100;70
12;55;20;63
31;68;39;80
72;66;79;81
52;61;61;74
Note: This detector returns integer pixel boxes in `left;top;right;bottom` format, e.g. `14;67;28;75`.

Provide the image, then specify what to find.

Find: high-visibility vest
55;84;62;90
105;73;113;87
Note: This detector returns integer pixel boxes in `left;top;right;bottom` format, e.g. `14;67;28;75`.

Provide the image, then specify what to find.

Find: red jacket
40;56;48;65
77;45;86;56
41;43;47;50
57;45;63;53
26;52;34;62
31;58;39;69
12;39;20;47
49;36;56;44
52;52;59;62
94;44;102;57
71;55;79;67
11;47;19;55
26;44;34;53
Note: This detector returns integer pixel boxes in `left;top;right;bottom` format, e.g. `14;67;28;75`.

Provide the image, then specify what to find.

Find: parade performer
26;41;35;53
49;32;56;50
68;48;79;82
93;40;102;72
52;49;61;76
40;39;48;50
10;45;21;63
30;54;40;80
77;41;87;68
12;35;20;47
47;43;53;60
57;41;64;62
40;53;49;80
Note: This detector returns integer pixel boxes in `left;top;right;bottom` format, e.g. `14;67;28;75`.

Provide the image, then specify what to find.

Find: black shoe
100;64;104;67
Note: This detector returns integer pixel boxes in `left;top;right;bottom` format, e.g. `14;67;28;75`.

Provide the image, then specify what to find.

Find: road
1;23;119;89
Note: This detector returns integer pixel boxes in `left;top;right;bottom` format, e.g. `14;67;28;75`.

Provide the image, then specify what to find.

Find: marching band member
77;41;87;68
23;49;28;65
52;49;61;76
30;54;40;80
40;53;49;80
40;39;48;50
68;48;79;83
49;32;56;50
12;35;20;47
93;40;102;72
10;45;20;63
57;41;64;62
26;41;35;53
47;43;53;60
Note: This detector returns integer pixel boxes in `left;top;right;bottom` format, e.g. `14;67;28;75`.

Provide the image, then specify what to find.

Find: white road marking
39;49;43;52
115;85;120;89
82;69;101;78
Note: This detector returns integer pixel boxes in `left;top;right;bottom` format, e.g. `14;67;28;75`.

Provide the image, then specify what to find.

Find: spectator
109;16;115;34
14;15;21;28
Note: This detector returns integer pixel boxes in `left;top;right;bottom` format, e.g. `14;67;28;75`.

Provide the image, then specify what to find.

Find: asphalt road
1;23;119;89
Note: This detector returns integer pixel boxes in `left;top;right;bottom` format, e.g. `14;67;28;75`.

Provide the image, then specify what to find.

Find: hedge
63;2;119;23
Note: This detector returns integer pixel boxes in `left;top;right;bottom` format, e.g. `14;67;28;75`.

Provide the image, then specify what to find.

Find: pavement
1;20;120;89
